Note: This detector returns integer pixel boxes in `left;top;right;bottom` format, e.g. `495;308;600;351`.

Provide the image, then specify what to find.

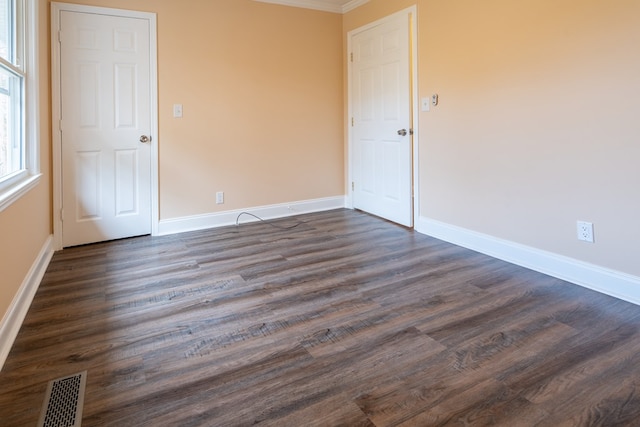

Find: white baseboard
157;196;346;236
417;216;640;306
0;235;54;371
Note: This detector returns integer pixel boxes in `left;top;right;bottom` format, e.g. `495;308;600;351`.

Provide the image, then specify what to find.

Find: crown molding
342;0;370;13
253;0;369;14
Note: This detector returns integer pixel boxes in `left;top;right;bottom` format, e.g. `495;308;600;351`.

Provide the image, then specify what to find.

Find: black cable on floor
235;212;303;230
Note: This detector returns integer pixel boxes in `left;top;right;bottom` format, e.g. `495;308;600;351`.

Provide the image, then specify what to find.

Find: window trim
0;0;41;213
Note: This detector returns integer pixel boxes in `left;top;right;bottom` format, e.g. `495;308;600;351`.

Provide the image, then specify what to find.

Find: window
0;0;40;212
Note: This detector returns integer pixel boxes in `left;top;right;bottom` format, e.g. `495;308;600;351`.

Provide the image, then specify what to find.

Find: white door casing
52;4;158;248
349;8;417;227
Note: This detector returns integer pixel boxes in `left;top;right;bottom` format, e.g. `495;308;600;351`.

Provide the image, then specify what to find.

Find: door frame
51;2;159;250
347;6;419;227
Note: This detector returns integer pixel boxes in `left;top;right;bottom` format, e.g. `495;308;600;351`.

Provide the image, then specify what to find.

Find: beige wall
3;0;640;329
56;0;345;219
0;0;52;320
345;0;640;277
1;0;343;329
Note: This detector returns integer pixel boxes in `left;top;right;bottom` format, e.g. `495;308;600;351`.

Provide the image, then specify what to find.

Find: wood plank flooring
2;209;640;426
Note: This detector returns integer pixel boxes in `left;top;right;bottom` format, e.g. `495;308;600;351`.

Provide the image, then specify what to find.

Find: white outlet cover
577;221;594;243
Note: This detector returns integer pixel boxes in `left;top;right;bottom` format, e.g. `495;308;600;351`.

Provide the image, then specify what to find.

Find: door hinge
58;30;62;43
350;52;353;62
59;119;63;132
351;117;354;127
351;182;355;191
60;209;64;221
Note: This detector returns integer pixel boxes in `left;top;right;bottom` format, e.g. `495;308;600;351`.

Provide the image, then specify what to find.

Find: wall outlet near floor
577;221;594;243
216;191;224;204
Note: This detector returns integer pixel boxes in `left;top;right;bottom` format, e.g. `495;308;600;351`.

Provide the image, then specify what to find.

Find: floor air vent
38;371;87;427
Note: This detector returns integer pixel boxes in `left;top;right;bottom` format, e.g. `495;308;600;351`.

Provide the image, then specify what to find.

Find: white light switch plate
421;97;430;112
173;104;183;118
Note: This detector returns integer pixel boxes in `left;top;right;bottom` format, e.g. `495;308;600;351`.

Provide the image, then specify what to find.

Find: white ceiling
253;0;370;14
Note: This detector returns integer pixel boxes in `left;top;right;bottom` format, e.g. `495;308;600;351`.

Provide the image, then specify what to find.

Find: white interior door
59;10;152;247
351;12;413;227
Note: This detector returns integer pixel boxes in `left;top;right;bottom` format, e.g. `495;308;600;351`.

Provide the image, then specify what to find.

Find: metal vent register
37;371;87;427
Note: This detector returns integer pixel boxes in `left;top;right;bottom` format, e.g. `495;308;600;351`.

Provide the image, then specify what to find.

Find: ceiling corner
253;0;369;14
342;0;370;14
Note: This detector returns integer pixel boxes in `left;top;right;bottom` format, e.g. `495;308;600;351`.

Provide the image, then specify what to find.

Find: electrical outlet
577;221;594;243
216;191;224;204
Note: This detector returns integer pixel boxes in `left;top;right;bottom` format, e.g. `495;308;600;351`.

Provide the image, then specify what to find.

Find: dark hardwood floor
2;209;640;426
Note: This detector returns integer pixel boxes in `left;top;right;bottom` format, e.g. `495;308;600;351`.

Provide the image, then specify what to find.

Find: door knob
140;135;151;143
397;129;408;136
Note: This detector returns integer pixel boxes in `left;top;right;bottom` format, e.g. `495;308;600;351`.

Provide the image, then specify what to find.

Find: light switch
173;104;183;118
421;97;430;112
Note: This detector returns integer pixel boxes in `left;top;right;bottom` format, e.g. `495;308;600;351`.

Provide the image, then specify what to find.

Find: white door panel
60;10;152;247
352;13;413;227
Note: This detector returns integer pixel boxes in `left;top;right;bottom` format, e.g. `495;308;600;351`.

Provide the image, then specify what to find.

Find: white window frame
0;0;41;212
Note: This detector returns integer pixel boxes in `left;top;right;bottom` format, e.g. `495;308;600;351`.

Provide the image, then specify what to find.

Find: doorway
51;3;158;248
348;7;418;227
